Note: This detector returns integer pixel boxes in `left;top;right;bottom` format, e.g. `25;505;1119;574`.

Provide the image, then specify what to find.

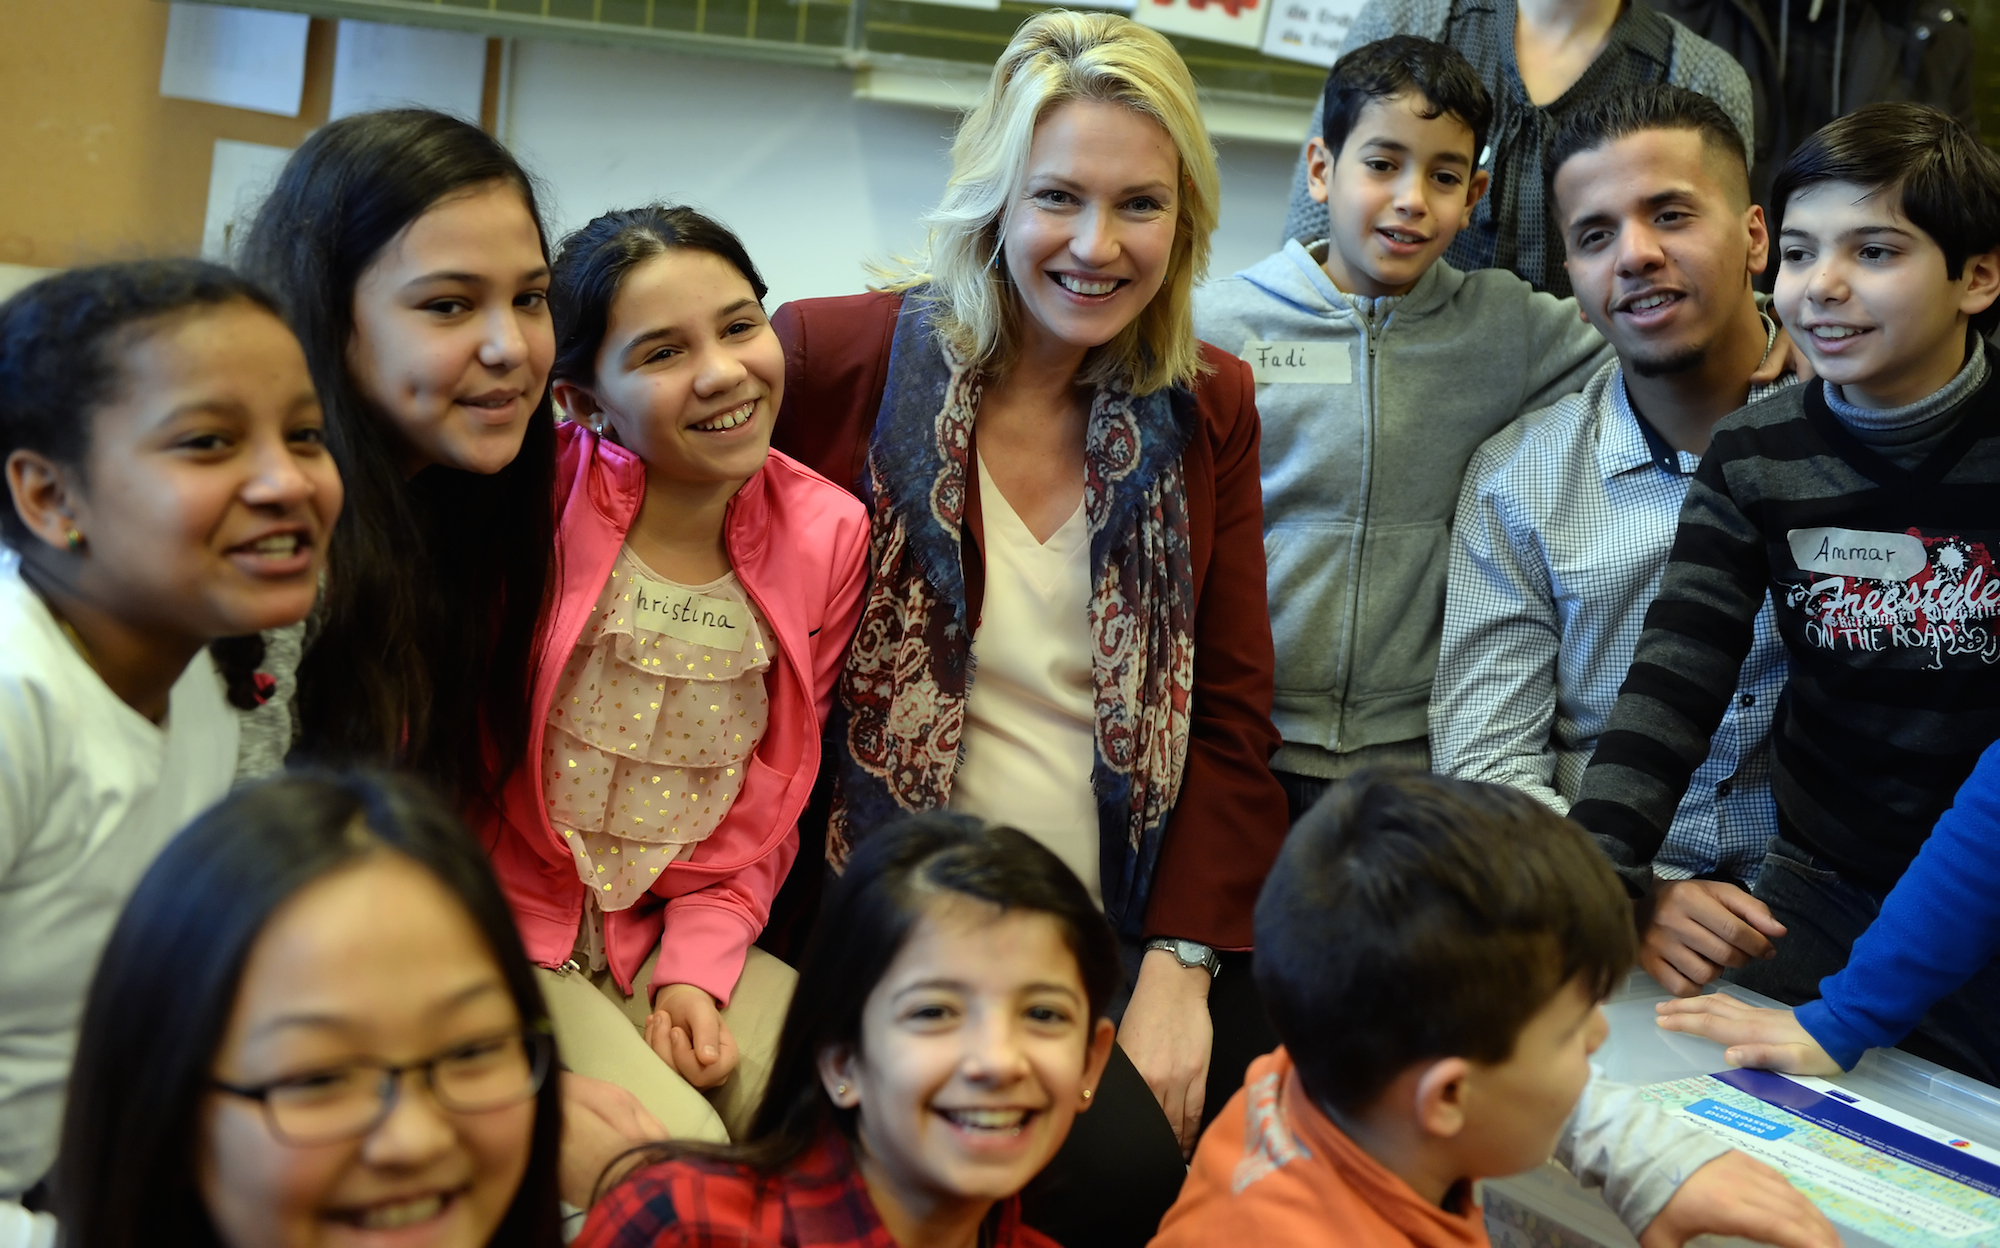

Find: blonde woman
770;11;1287;1244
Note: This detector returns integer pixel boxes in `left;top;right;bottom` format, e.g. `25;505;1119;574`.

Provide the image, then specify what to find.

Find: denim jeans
1727;834;2000;1083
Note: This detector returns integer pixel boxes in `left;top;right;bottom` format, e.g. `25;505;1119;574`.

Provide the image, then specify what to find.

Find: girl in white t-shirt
0;260;342;1243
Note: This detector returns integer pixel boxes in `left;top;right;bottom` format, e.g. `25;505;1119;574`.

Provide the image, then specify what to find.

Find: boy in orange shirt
1151;772;1839;1248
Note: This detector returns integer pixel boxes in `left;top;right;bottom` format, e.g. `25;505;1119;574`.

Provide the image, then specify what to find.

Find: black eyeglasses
212;1028;552;1146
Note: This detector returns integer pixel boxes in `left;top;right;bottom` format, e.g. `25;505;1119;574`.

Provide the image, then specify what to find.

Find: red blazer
771;291;1287;949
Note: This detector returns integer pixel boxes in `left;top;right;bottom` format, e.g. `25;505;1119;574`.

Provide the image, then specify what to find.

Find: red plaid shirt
574;1126;1062;1248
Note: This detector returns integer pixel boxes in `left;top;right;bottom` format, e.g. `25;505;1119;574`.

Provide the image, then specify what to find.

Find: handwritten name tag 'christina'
630;577;747;652
1789;527;1929;582
1240;339;1353;385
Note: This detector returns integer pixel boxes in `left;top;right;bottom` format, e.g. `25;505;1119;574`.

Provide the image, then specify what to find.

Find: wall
0;0;338;268
501;36;1301;312
0;1;1298;295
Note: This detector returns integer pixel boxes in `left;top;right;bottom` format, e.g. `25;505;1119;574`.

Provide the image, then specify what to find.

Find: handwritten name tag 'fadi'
630;576;747;652
1240;340;1353;385
1788;526;1929;582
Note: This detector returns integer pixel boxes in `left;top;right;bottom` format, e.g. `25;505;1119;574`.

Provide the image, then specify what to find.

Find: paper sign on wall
202;139;293;261
1136;0;1271;51
329;19;488;122
1260;0;1368;66
159;3;309;117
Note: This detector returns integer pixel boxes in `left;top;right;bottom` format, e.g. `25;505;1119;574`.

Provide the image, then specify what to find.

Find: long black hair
549;203;768;389
239;109;557;804
51;771;564;1248
605;812;1121;1192
0;259;290;710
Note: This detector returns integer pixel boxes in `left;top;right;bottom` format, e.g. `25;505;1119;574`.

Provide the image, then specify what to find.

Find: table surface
1595;972;2000;1150
1481;972;2000;1248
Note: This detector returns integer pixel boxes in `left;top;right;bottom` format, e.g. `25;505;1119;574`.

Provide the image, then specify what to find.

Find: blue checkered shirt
1433;358;1790;884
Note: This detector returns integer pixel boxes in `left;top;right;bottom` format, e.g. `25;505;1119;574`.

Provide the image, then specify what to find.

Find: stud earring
64;527;84;553
1082;1088;1093;1101
836;1084;848;1098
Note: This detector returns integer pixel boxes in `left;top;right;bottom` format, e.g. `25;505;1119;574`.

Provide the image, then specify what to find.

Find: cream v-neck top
948;452;1101;904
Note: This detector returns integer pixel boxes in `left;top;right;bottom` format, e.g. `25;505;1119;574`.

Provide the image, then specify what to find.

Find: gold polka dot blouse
542;546;772;912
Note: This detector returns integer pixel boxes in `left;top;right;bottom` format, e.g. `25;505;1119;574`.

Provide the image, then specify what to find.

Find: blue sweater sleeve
1797;738;2000;1069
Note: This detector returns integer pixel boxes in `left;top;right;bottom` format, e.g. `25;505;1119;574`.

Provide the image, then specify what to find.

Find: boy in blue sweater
1193;36;1614;819
1656;739;2000;1076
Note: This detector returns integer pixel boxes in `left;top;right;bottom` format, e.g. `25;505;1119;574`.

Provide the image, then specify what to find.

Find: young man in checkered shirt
1432;86;1796;997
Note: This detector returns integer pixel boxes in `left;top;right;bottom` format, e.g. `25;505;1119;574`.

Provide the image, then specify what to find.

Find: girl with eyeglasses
51;773;570;1248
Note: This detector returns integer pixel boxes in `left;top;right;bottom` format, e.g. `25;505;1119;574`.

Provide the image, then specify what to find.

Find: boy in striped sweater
1573;102;2000;1078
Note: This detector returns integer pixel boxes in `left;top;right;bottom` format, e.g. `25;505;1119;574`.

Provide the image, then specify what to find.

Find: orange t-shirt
1150;1048;1492;1248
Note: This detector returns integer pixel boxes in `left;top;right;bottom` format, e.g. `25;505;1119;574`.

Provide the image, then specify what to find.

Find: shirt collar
1596;368;1696;481
1596;312;1786;482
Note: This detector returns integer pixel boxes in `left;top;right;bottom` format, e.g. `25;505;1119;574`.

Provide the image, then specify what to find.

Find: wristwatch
1144;937;1221;978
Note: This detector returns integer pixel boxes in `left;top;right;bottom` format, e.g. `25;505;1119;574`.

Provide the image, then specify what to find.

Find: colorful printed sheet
1638;1071;2000;1248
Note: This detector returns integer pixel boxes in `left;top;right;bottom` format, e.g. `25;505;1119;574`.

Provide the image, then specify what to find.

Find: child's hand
648;983;741;1089
1643;880;1785;996
559;1071;667;1207
1638;1149;1839;1248
1654;994;1842;1075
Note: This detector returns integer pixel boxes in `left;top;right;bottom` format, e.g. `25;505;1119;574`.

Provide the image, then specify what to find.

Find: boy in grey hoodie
1194;36;1610;819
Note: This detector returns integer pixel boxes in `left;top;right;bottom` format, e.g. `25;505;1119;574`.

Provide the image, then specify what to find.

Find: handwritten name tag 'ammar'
630;576;747;652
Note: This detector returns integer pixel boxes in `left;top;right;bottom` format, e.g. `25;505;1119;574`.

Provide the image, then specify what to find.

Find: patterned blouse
543;546;771;964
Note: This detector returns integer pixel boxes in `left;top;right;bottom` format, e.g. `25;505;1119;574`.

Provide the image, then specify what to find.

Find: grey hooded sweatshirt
1194;240;1610;777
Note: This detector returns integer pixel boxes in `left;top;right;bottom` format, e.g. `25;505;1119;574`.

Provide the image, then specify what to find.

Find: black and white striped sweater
1574;345;2000;898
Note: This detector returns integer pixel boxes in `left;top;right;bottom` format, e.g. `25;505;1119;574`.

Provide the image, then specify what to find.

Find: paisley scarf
830;295;1196;936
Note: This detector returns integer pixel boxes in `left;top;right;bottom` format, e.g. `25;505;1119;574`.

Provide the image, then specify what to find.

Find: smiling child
0;260;339;1241
1193;36;1614;818
470;204;868;1146
575;814;1119;1248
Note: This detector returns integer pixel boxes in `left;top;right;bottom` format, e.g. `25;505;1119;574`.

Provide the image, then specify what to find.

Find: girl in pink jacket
476;205;868;1144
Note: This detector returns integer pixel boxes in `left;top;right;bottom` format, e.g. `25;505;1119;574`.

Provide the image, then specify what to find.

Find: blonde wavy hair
880;10;1219;395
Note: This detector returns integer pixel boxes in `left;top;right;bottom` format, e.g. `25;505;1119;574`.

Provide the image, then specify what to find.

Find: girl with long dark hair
573;813;1119;1248
474;204;867;1143
239;108;558;805
52;772;565;1248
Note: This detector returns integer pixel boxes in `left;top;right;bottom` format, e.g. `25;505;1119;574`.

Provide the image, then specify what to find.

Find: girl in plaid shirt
576;815;1119;1248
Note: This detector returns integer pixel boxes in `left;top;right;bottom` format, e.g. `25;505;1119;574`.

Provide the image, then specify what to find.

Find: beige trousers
536;945;795;1143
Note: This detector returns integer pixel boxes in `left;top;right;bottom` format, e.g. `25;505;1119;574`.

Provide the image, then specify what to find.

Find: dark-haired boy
1150;772;1838;1248
1194;37;1613;817
1433;86;1793;997
1573;103;2000;1076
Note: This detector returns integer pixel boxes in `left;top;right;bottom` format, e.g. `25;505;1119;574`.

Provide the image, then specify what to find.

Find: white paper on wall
1260;0;1366;65
913;0;1003;12
201;139;294;261
1135;0;1271;50
159;3;310;117
329;19;487;122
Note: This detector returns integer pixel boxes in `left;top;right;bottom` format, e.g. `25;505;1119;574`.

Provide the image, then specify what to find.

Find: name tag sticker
1240;339;1352;385
1788;527;1928;582
630;577;747;651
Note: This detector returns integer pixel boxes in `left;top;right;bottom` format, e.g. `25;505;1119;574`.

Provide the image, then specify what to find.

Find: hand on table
647;982;741;1089
1655;993;1842;1075
1644;880;1785;996
1639;1149;1839;1248
559;1071;667;1208
1117;948;1213;1156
